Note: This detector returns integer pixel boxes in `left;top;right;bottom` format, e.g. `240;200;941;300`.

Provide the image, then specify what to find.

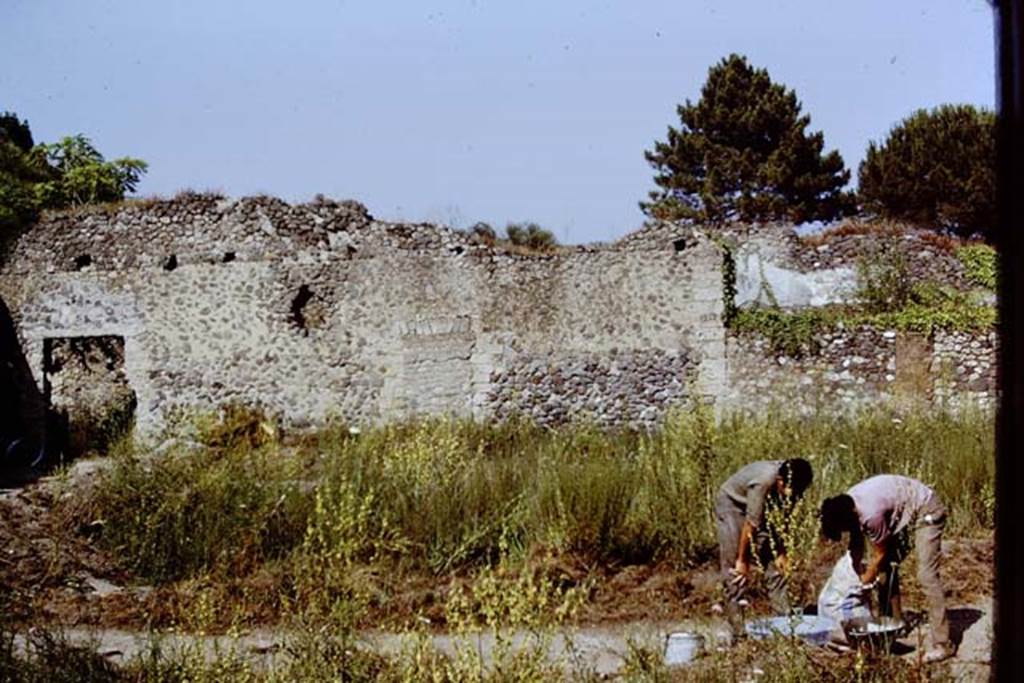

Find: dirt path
28;600;991;679
944;599;992;681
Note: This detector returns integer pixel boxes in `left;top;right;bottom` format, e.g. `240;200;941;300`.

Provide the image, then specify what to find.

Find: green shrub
75;437;312;582
855;244;914;313
731;307;833;356
504;221;558;252
957;243;998;290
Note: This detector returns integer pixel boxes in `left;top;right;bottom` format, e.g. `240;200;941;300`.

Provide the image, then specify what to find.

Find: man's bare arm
734;520;755;577
859;537;889;584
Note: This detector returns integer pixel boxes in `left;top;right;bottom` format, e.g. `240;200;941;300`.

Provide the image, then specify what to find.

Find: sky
1;1;997;244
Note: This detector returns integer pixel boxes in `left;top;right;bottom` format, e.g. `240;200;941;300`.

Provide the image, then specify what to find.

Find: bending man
820;474;951;663
715;458;813;634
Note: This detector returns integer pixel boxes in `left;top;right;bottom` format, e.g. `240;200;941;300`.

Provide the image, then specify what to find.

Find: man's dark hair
820;494;857;541
779;458;813;497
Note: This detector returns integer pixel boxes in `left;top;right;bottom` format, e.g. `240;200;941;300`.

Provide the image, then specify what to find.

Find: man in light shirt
715;458;813;636
820;474;951;663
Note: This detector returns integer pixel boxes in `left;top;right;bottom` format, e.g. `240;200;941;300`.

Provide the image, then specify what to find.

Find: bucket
664;632;705;665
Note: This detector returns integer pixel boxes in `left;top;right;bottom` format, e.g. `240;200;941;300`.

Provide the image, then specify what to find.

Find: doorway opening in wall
42;335;137;460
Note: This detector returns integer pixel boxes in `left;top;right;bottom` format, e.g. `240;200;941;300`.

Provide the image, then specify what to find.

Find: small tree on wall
641;54;853;226
35;135;148;209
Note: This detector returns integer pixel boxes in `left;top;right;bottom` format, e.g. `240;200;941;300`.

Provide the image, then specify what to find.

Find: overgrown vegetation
0;623;956;682
957;243;998;290
731;303;995;358
621;634;946;682
65;406;992;621
731;240;996;356
0;111;147;249
467;220;559;254
0;405;990;679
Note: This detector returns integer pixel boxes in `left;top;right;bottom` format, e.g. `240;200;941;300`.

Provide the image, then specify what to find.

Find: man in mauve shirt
715;458;813;635
820;474;951;663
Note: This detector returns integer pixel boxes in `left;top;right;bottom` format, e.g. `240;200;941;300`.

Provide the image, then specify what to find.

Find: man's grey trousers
714;493;789;632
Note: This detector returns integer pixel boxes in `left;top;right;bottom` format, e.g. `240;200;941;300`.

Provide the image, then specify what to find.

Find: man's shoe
922;644;954;663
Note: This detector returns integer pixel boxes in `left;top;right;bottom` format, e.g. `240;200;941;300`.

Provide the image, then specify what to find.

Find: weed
957;243;998;290
64;407;992;641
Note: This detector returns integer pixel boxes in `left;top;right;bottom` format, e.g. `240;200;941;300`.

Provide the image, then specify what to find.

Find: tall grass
69;404;993;597
24;401;993;682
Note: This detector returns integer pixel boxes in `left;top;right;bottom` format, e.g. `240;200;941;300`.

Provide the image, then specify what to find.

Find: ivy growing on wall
715;237;738;326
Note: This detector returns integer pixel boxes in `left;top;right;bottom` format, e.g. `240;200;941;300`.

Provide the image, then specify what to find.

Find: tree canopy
0;113;147;242
641;54;852;226
34;135;147;209
857;104;995;240
0;112;34;152
0;113;52;234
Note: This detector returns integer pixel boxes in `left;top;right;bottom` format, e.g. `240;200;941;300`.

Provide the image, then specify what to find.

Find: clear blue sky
1;1;996;243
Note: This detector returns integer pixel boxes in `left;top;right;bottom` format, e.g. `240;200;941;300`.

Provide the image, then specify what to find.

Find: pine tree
858;104;995;240
641;54;852;226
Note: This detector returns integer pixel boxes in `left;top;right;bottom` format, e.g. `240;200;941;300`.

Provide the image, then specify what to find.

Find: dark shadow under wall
0;296;50;484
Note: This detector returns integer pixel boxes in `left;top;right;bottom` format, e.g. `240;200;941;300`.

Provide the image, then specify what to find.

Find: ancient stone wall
0;198;998;446
721;327;998;414
932;330;999;410
0;195;724;439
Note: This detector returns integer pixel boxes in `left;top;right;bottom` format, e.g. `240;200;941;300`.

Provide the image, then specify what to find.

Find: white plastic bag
817;551;871;625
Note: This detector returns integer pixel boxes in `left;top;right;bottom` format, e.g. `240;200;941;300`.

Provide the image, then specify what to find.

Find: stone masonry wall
0;198;998;443
932;330;999;410
722;327;997;414
0;195;725;438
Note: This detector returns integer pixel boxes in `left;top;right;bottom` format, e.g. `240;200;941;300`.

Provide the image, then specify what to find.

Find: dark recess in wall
290;285;315;332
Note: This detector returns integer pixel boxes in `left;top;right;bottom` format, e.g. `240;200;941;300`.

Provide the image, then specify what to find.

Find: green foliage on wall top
732;303;995;357
0;113;148;251
957;243;998;290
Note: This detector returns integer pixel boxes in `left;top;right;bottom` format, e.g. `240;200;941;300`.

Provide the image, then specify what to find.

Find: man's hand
734;520;756;586
731;557;751;586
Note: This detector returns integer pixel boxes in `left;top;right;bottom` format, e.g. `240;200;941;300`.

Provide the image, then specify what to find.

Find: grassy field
1;404;993;680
